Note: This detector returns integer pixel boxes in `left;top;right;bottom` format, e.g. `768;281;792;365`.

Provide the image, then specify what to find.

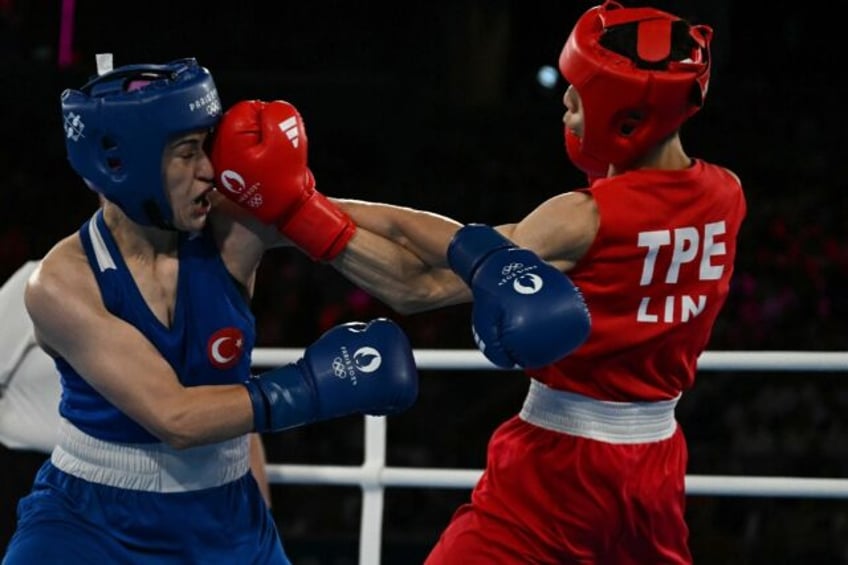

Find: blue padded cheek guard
61;58;222;227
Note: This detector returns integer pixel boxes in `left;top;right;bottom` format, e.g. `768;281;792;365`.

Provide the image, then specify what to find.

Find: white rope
266;461;848;499
252;348;848;372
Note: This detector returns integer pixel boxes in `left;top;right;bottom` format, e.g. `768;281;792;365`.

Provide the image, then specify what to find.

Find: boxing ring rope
253;349;848;565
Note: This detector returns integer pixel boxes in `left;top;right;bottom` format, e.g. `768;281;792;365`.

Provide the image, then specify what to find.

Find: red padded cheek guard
558;1;712;169
564;127;608;184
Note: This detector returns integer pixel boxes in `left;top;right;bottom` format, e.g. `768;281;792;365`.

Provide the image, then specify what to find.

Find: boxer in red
212;2;746;561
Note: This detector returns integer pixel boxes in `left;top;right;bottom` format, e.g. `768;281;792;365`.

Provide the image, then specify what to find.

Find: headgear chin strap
559;1;712;169
61;58;222;228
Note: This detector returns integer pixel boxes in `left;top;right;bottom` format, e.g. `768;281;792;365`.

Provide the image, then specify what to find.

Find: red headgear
559;1;712;169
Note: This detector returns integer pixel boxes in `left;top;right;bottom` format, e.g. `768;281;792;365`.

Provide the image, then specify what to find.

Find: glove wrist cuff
244;379;270;433
447;224;514;284
278;191;357;261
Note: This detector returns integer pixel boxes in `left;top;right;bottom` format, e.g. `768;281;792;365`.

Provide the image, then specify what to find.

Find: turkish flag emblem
206;327;245;370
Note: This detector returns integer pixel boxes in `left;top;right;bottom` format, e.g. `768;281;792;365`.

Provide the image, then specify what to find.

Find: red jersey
528;159;746;401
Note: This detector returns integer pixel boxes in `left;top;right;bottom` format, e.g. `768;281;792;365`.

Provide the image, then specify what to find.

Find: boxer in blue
2;56;418;564
0;259;276;549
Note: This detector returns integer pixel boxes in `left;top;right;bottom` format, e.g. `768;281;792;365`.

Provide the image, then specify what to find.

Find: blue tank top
56;210;256;443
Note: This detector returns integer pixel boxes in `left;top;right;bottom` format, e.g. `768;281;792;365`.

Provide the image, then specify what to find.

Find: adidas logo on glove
278;117;300;148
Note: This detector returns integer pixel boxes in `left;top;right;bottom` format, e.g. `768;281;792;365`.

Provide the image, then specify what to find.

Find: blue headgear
60;58;222;227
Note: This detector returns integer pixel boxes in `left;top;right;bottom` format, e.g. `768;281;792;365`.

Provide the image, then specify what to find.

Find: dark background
1;1;847;563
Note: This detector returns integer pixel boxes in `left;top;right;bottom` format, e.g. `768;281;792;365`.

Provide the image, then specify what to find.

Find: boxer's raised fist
212;100;355;260
448;224;591;369
245;318;419;432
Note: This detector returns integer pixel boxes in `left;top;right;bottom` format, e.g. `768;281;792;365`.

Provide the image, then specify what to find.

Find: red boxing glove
211;100;355;261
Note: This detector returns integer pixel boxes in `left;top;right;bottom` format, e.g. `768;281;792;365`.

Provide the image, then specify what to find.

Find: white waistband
519;380;679;444
51;419;251;492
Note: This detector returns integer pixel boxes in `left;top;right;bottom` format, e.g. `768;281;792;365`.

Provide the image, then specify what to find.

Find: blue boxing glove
448;224;591;369
245;318;418;433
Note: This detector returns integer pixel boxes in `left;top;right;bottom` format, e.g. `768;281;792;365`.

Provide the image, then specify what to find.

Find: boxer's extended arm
330;199;472;314
336;193;598;368
329;192;598;313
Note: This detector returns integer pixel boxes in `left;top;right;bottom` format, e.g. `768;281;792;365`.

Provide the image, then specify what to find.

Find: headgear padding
61;58;222;227
559;1;712;168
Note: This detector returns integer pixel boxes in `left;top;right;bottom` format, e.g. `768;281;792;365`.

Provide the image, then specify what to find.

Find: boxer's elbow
147;416;198;450
142;400;209;450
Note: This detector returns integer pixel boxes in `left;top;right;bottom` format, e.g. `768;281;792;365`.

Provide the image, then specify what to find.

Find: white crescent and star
210;335;242;365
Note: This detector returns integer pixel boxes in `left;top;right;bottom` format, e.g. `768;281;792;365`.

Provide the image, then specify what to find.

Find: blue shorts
3;461;290;565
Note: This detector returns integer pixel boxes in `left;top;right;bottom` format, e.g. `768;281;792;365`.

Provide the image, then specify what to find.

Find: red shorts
425;415;690;564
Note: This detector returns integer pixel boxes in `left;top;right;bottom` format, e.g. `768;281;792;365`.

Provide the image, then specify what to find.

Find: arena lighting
536;64;559;89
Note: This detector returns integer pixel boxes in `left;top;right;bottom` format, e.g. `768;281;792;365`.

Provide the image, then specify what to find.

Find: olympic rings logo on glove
332;347;383;384
501;262;525;276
